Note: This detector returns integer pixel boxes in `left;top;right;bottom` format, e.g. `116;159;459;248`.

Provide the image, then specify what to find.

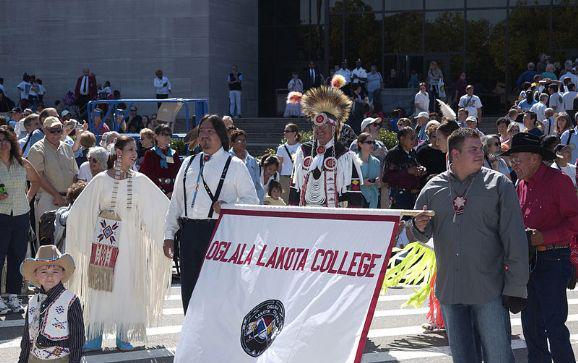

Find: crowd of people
0;54;577;362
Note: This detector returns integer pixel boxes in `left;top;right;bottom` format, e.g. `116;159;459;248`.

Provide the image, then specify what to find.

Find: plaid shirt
0;160;29;216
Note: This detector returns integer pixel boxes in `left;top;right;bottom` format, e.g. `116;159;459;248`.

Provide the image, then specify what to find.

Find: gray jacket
412;167;529;305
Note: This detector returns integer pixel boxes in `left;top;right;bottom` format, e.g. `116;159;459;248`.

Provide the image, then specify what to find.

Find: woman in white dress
284;72;304;117
66;135;172;352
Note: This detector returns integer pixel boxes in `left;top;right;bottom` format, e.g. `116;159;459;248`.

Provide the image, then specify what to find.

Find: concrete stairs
234;117;312;156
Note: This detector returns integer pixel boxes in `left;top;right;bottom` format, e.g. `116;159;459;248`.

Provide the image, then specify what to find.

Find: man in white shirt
335;60;351;84
559;60;578;86
547;83;565;114
529;93;548;122
163;114;258;313
153;69;171;102
560;115;578;163
542;108;556;136
562;83;577;113
458;85;483;122
16;74;31;108
414;82;429;115
351;59;367;87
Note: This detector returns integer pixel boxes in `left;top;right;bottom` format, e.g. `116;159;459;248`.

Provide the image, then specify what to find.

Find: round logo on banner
240;300;285;357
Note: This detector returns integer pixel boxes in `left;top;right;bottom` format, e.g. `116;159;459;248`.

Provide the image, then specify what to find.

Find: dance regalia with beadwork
289;81;362;207
65;171;172;343
25;286;79;361
290;139;363;207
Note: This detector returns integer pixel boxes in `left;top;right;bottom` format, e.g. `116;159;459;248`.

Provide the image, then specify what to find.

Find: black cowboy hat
500;132;556;160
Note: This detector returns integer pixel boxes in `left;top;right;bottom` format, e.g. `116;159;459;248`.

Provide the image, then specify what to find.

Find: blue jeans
0;213;30;294
521;248;576;363
442;295;514;363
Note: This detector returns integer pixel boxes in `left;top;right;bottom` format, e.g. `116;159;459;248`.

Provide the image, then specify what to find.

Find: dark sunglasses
283;129;296;133
48;127;63;134
361;140;376;145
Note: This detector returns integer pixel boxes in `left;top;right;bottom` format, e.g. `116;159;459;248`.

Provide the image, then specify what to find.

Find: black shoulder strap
566;129;575;145
22;135;32;153
283;145;294;164
182;156;197;218
202;155;233;218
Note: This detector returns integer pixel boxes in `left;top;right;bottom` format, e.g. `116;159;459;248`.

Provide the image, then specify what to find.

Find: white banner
175;205;401;363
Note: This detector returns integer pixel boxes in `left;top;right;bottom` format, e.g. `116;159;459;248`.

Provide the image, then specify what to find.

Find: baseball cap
43;116;62;129
466;116;477;123
11;107;22;113
61;110;71;117
360;117;382;131
129;105;137;111
414;112;429;119
92;108;102;115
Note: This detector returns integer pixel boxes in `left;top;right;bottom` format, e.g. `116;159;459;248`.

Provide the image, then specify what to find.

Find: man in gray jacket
413;128;529;363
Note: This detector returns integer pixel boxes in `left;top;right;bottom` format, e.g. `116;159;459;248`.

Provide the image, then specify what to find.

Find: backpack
38;210;57;246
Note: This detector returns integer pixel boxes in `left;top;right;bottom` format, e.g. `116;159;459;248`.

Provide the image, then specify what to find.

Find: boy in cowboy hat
19;245;84;363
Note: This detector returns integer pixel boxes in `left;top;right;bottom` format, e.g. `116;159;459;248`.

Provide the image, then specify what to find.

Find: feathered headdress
331;74;347;89
436;99;456;121
286;91;303;105
301;85;352;133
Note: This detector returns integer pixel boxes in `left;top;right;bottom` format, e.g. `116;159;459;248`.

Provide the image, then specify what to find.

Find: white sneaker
6;294;24;314
0;297;10;315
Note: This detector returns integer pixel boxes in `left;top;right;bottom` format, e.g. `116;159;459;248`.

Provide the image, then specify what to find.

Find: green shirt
412;167;529;305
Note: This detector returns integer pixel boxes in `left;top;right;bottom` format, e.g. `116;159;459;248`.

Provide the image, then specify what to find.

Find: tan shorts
279;175;291;204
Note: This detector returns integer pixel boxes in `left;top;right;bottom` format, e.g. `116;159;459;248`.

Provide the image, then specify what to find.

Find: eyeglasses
361;140;375;145
48;127;63;134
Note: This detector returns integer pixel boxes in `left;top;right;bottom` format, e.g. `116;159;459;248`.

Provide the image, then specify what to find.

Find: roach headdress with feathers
301;85;352;135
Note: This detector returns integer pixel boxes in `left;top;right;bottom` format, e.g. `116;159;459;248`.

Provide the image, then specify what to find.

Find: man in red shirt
505;132;578;363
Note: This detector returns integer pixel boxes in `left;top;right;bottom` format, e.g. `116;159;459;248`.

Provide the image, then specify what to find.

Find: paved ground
1;283;578;362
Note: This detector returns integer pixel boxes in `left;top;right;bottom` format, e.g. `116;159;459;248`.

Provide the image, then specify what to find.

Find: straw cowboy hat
20;245;75;287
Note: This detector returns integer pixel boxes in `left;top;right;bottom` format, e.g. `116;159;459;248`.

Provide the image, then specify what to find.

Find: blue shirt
230;150;263;203
517;99;536;111
359;154;381;208
18;129;44;157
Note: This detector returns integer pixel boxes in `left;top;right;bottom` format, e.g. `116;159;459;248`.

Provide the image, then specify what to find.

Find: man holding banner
163;114;259;314
289;84;364;208
413;128;529;363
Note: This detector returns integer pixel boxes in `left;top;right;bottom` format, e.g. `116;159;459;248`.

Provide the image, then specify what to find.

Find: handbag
88;173;132;292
